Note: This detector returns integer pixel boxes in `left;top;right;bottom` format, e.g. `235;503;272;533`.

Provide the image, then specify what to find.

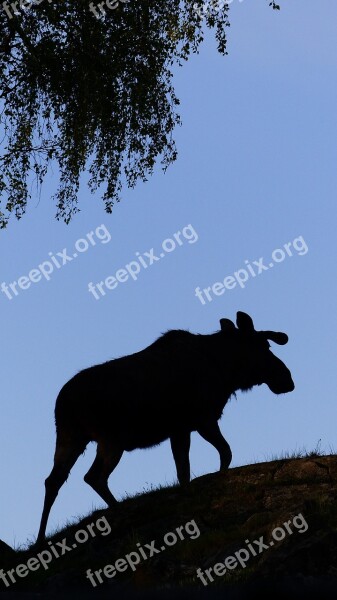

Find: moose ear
220;318;236;332
236;311;254;332
264;331;289;345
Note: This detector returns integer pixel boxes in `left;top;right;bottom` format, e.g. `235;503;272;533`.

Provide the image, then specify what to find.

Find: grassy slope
1;455;337;597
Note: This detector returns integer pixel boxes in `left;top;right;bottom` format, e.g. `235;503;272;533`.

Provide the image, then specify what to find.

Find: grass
261;439;332;462
16;445;337;553
2;452;337;595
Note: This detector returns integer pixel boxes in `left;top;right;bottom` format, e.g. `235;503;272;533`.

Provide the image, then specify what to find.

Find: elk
36;311;294;543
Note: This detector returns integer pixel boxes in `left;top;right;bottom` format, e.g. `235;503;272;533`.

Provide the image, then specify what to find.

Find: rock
0;538;15;556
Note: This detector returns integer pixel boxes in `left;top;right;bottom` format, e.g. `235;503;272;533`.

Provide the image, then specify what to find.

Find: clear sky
0;0;336;548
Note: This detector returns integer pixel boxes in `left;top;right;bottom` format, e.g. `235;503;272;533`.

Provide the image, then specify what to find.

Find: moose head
220;311;295;395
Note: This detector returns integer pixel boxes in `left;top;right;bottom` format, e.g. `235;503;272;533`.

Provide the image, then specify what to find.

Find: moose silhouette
36;311;294;543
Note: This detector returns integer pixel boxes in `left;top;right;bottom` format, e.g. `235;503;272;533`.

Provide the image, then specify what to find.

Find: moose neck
211;331;257;397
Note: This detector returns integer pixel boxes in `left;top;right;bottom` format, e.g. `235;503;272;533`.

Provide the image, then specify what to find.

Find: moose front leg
170;432;191;486
197;420;232;471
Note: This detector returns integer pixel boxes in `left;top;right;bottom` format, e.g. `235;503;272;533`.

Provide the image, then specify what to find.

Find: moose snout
283;376;295;393
268;371;295;394
283;367;295;392
268;375;295;394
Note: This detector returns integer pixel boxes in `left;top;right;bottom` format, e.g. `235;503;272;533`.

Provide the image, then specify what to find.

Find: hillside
1;455;337;599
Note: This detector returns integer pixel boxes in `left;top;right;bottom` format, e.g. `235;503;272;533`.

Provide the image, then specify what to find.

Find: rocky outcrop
1;455;337;598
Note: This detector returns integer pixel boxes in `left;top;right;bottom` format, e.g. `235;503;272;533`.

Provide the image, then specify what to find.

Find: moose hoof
220;465;230;473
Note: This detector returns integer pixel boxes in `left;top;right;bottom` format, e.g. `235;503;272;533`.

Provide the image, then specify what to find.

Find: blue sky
0;0;336;547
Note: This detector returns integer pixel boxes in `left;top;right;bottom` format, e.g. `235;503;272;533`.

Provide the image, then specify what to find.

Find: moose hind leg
170;432;191;485
197;420;232;471
84;441;123;507
36;436;87;544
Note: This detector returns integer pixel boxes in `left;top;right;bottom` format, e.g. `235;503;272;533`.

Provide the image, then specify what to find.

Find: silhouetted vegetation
0;0;280;228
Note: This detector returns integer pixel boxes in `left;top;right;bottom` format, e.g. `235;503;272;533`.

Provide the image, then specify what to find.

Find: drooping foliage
0;0;279;227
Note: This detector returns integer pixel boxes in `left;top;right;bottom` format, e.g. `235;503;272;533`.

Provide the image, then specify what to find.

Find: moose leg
84;441;123;507
170;432;191;485
36;436;87;545
197;420;232;471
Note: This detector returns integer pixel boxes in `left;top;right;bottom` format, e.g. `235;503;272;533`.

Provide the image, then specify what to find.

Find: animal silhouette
36;311;294;543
